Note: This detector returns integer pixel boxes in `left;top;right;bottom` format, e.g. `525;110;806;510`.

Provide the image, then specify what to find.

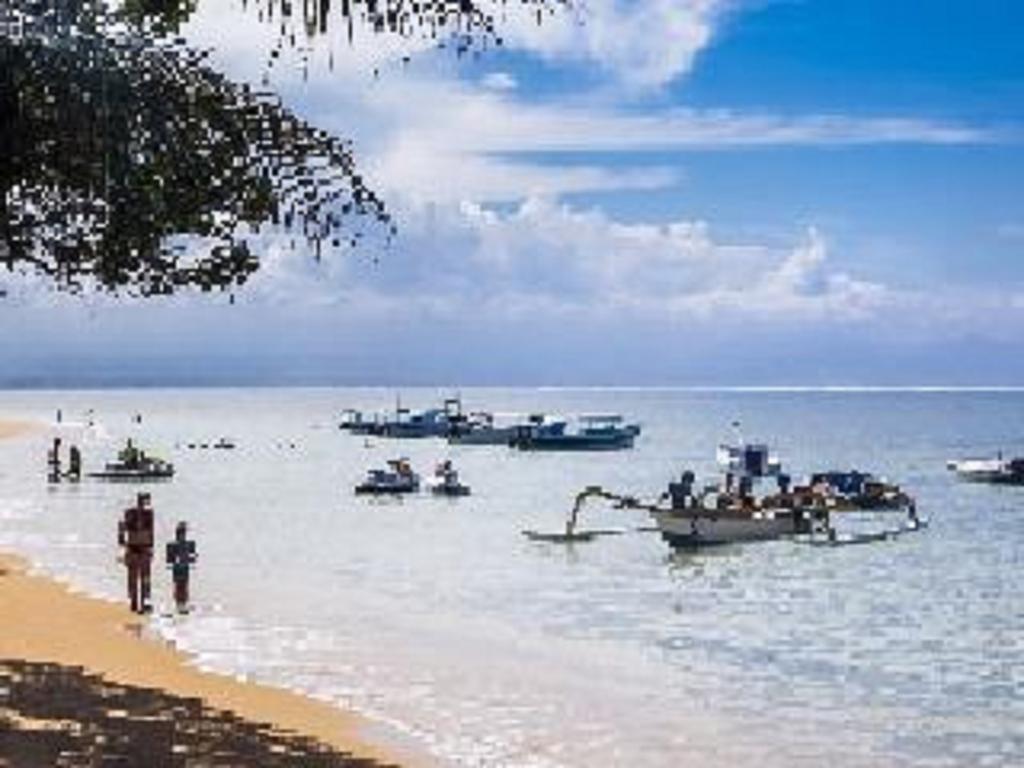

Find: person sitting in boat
666;470;695;510
119;438;142;469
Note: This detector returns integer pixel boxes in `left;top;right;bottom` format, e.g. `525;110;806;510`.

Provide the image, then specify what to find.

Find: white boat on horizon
947;455;1024;484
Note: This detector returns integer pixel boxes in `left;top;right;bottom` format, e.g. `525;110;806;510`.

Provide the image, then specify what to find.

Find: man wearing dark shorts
118;493;154;613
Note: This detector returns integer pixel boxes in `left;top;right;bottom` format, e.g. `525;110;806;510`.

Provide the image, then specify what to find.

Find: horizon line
3;383;1024;394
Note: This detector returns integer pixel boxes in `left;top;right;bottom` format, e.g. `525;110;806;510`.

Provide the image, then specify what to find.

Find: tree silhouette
0;0;565;295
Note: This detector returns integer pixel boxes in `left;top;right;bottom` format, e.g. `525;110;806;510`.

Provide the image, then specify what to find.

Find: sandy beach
0;419;413;766
0;419;39;441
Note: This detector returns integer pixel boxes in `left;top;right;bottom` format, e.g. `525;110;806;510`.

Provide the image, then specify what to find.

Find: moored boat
427;460;471;496
510;414;640;451
355;458;420;495
88;440;175;481
447;412;521;445
947;455;1024;485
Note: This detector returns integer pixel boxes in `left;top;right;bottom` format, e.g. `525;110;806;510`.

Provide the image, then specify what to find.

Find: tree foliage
0;0;565;295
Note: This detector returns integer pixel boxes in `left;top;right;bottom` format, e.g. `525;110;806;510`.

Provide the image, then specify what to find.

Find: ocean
0;388;1021;766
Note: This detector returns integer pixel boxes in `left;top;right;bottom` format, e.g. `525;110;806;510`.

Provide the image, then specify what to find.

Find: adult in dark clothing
118;493;155;613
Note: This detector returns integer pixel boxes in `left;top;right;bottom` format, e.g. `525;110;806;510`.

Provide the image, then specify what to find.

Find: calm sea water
0;388;1021;767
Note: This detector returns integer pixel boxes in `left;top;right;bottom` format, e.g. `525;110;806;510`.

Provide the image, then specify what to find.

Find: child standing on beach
117;493;155;613
166;522;197;614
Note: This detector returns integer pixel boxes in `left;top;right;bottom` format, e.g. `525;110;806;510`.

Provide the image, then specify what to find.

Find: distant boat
427;460;471;496
448;412;532;446
342;397;465;439
947;455;1024;485
355;458;420;495
88;442;174;481
509;414;640;451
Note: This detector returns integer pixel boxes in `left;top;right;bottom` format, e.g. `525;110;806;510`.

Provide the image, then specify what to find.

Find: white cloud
228;197;890;326
492;0;725;89
183;0;725;91
481;72;518;91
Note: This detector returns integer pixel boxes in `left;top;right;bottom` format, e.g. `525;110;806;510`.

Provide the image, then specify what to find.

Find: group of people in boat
664;465;914;515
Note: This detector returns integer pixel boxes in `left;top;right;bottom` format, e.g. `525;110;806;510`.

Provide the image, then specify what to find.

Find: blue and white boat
355;459;420;495
510;414;640;451
342;397;465;439
448;412;534;446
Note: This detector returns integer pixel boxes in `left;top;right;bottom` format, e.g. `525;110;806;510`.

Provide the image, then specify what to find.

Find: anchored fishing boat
526;433;919;548
427;460;471;496
355;458;420;495
510;414;640;451
88;440;174;481
947;455;1024;485
341;397;465;439
447;411;522;445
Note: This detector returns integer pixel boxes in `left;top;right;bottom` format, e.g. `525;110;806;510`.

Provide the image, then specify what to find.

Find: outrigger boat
510;414;641;451
355;458;420;495
526;438;919;547
88;440;175;481
947;454;1024;485
427;460;471;496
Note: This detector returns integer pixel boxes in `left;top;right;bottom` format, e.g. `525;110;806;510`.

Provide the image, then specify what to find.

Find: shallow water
0;388;1021;766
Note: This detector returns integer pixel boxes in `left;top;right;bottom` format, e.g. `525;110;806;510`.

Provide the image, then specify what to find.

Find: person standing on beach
166;522;197;614
117;493;155;613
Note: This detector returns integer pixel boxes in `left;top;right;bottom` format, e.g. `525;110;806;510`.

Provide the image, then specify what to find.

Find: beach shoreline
0;418;422;767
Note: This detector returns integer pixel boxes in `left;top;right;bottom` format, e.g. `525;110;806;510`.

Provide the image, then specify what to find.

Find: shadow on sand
0;659;395;767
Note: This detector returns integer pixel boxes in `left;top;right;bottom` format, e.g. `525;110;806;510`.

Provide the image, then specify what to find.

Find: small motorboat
355;458;420;495
427;460;471;496
88;441;175;481
947;455;1024;485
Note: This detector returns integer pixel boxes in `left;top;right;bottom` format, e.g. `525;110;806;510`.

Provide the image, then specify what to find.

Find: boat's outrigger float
525;441;924;548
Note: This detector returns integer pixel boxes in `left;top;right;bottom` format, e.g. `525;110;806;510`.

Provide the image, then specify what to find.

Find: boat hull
354;484;419;495
87;471;174;482
430;485;471;496
511;435;635;451
448;428;517;445
652;509;800;546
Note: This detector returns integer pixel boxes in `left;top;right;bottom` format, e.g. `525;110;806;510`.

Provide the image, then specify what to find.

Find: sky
3;0;1024;386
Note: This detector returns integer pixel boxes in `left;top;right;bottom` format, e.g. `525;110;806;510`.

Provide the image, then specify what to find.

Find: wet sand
0;419;418;766
0;418;40;441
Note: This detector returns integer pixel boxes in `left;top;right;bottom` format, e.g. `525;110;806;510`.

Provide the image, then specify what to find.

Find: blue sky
2;0;1023;385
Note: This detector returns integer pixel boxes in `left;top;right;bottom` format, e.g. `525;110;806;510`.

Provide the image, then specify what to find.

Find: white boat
652;506;802;546
427;460;471;496
947;455;1024;484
